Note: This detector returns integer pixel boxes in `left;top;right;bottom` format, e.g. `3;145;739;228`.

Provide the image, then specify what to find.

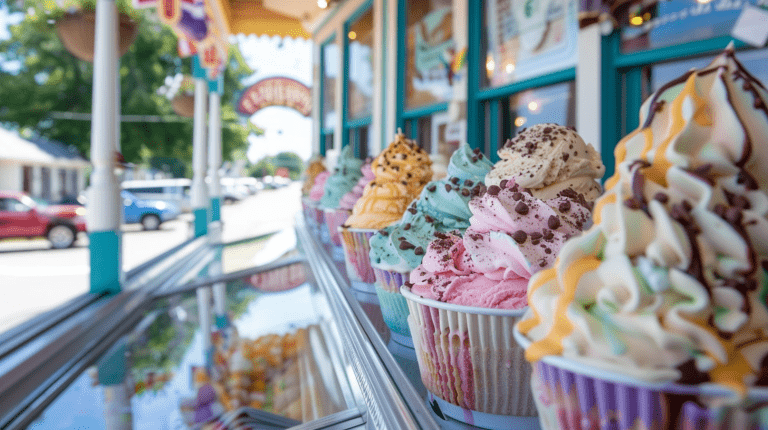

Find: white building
0;127;89;203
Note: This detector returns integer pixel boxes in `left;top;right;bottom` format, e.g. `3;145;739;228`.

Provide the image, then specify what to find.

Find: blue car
122;190;180;230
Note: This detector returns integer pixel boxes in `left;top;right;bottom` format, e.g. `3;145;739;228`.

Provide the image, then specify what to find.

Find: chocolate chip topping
461;188;470;197
464;179;474;187
427;184;436;192
512;192;523;201
399;240;415;250
487;185;501;196
548;216;561;230
512;230;527;244
515;202;529;215
499;179;508;188
414;247;424;256
379;230;388;236
558;201;571;212
403;223;411;230
445;184;452;192
653;192;669;204
425;215;434;223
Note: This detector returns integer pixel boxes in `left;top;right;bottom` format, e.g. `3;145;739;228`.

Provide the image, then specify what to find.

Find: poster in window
485;0;578;88
406;5;455;109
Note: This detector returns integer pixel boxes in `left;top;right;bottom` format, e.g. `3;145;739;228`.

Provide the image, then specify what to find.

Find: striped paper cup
373;267;412;347
323;208;351;247
401;286;538;429
338;227;377;290
513;328;768;430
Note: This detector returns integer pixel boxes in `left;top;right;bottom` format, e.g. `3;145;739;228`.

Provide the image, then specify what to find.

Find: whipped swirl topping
518;47;768;394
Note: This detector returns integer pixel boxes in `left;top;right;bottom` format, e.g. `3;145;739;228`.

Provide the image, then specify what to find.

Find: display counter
0;215;529;429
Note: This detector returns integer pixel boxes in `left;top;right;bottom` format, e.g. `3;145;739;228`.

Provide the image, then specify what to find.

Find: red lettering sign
236;77;312;117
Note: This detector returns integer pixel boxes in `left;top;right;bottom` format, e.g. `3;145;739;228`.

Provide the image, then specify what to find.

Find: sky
235;35;314;163
0;6;315;163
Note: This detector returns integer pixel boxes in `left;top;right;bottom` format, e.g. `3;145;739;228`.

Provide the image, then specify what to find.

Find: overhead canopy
214;0;315;39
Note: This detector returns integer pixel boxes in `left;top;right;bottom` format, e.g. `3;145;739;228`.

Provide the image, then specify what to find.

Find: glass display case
0;217;519;429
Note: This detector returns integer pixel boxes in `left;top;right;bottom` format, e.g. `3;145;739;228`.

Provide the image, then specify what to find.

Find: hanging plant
158;74;197;118
29;0;142;62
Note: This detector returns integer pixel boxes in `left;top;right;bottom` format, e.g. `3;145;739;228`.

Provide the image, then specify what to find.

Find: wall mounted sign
237;77;312;117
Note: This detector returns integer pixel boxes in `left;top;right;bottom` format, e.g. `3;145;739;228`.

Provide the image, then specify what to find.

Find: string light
348;31;357;40
514;117;526;127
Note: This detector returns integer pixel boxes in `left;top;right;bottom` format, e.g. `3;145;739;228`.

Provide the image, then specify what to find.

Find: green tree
249;157;276;178
272;152;304;180
0;2;262;172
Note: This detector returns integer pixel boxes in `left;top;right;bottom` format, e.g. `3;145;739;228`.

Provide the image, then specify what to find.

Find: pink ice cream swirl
409;179;592;310
337;162;374;211
308;171;331;202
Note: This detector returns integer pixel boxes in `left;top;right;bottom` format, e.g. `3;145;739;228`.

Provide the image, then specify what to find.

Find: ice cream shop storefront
3;0;768;429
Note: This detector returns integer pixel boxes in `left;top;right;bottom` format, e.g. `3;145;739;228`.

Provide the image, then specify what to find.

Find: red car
0;191;87;249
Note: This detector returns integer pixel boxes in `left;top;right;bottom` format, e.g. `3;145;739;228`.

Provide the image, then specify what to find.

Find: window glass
621;0;765;53
507;81;575;137
645;47;768;98
347;8;374;121
0;198;30;212
405;0;455;109
322;39;340;130
483;0;578;88
348;126;370;158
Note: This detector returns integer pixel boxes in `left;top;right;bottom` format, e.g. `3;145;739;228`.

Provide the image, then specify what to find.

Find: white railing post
191;57;209;237
88;0;122;294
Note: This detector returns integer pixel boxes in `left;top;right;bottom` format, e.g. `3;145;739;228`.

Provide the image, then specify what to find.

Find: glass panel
483;0;578;88
322;40;339;130
644;47;768;98
507;81;575;137
405;0;455;109
348;126;370;158
28;260;355;429
347;8;375;121
620;0;764;53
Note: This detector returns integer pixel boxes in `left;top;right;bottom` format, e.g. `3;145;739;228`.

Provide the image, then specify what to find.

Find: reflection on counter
27;246;353;430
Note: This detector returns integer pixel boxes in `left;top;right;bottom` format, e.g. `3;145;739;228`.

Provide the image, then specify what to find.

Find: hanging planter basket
55;11;139;62
172;94;195;118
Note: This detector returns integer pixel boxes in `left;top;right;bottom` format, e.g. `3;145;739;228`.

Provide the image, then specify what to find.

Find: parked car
122;190;180;230
0;191;86;249
121;178;191;212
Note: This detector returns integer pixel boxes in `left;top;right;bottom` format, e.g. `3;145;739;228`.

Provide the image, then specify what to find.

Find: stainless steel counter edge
296;221;440;430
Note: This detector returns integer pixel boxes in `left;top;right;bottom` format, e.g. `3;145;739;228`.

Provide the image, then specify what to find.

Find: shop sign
237;77;312;117
249;262;307;292
414;7;455;74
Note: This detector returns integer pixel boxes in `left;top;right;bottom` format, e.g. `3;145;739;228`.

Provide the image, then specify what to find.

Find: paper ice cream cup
338;227;377;290
401;286;538;427
323;208;350;247
373;267;412;347
512;328;768;430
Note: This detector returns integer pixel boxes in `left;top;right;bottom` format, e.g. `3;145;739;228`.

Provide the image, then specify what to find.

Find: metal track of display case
296;220;441;430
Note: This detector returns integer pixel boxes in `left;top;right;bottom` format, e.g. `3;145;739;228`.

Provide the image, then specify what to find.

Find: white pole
88;0;122;294
207;90;222;232
192;76;208;236
197;287;213;367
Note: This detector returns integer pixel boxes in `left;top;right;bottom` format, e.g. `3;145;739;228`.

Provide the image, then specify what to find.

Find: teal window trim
345;116;372;129
613;35;748;69
319;33;336;157
476;68;576;101
466;0;482;151
488;100;500;163
380;0;388;149
343;0;374;155
401;103;449;120
601;31;622;182
395;0;406;131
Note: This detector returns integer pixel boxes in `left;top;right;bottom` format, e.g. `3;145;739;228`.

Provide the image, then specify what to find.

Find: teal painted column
210;197;221;222
90;231;122;295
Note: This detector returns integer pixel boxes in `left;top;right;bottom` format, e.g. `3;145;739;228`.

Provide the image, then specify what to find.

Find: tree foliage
0;2;262;174
249;152;304;180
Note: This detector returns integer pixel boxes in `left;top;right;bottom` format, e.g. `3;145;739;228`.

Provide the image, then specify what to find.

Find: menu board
484;0;578;87
406;3;455;109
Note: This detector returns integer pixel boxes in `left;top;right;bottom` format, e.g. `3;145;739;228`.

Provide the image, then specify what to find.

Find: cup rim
400;285;528;317
512;326;768;399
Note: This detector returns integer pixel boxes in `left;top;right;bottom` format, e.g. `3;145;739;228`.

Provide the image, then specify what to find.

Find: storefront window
322;39;339;131
621;0;765;53
348;125;373;157
405;0;455;110
644;47;768;98
483;0;578;88
507;81;575;137
347;8;374;121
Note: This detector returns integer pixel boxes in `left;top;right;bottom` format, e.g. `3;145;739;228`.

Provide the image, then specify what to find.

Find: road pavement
0;182;301;334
